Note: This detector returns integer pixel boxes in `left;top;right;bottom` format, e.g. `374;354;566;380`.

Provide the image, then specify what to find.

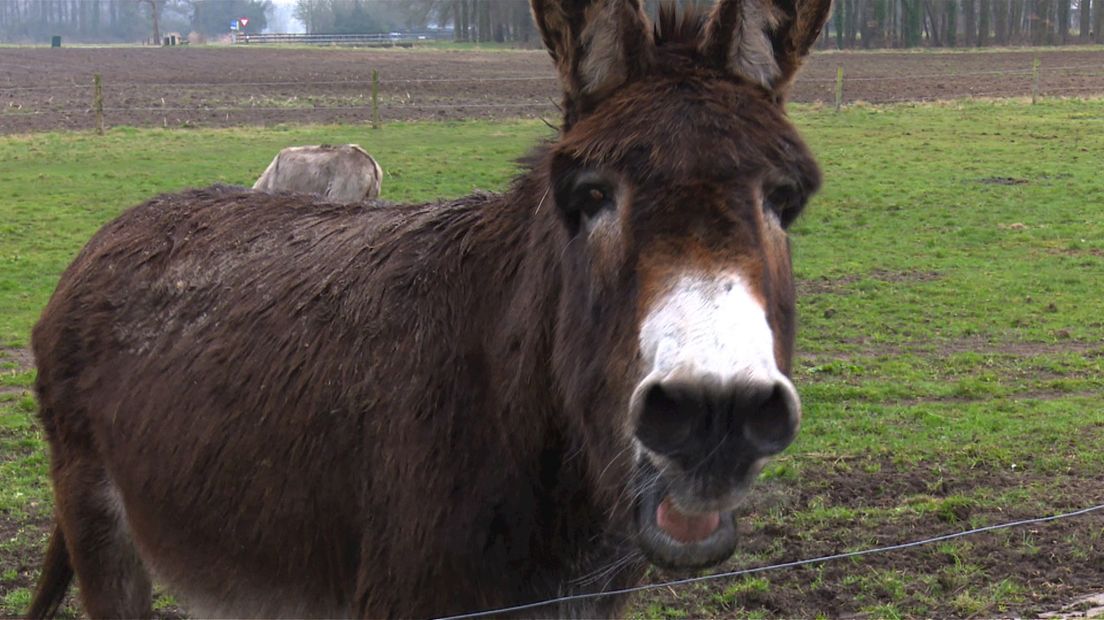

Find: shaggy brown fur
29;1;830;618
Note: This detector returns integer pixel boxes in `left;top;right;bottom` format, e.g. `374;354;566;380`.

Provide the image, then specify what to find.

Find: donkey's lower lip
656;496;721;543
634;463;740;570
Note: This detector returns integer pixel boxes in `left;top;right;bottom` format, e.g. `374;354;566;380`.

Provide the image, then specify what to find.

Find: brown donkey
29;0;831;617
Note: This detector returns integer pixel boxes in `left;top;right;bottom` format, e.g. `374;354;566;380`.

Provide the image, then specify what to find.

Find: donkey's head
535;0;830;570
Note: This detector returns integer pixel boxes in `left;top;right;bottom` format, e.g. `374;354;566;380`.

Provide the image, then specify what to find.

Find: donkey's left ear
531;0;654;120
700;0;832;96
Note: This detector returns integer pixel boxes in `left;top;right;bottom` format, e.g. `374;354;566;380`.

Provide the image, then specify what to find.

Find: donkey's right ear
531;0;653;121
700;0;832;96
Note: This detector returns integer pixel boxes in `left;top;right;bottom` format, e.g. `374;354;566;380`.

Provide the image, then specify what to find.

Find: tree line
293;1;405;34
825;0;1103;48
393;0;1099;45
0;0;270;43
300;0;1104;46
2;0;1102;46
289;0;535;40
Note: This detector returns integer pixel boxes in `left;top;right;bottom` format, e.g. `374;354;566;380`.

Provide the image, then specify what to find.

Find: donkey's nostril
636;383;702;457
741;383;799;456
635;379;800;462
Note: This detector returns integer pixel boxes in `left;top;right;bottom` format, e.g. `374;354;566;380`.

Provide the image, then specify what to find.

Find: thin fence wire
1;62;1101;92
848;90;1016;102
1041;84;1104;94
800;62;1102;83
2;64;1102;129
854;86;1104;103
380;75;556;84
0;82;96;91
14;87;1104;118
0;75;560;92
435;501;1104;620
87;101;559;113
383;101;558;110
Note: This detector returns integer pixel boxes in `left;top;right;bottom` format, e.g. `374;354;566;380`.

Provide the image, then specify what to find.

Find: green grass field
1;99;1102;617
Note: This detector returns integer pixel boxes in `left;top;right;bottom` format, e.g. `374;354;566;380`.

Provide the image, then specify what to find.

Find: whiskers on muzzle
567;543;644;590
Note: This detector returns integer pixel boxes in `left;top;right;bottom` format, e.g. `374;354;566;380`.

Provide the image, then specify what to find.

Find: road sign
240;18;250;27
230;20;238;31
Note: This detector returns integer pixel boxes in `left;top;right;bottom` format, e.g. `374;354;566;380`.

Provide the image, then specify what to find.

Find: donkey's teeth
656;496;721;543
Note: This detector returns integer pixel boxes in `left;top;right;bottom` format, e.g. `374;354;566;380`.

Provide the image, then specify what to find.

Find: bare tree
1078;0;1091;39
452;0;460;41
138;0;160;43
945;0;958;46
1030;0;1049;45
978;0;991;44
1054;0;1063;41
1096;0;1104;40
963;0;976;45
1010;0;1025;42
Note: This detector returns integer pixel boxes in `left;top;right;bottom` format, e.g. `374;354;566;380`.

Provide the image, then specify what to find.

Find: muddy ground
635;459;1104;619
3;343;1102;618
2;46;1103;134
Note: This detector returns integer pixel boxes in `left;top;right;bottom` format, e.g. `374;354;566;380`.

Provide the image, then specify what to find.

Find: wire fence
436;500;1104;620
1;59;1102;133
84;101;559;113
0;67;1098;94
0;75;565;91
3;62;1103;91
798;62;1104;82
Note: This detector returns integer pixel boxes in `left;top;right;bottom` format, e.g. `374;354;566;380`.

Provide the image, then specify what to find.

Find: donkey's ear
531;0;653;116
700;0;832;95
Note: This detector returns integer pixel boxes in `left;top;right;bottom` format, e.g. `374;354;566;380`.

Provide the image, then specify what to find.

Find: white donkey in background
253;144;383;203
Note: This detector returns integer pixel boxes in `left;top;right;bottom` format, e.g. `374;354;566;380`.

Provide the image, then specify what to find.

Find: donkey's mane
654;2;707;47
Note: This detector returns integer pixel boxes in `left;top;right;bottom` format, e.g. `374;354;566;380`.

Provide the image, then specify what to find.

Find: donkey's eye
565;176;618;223
764;185;806;228
551;167;617;233
574;184;614;219
762;197;780;216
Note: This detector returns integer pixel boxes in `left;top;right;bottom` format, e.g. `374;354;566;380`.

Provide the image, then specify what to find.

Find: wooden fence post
371;69;380;129
835;65;844;112
93;73;104;135
1031;57;1040;104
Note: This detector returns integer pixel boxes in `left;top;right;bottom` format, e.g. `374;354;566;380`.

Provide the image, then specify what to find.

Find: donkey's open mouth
633;460;743;570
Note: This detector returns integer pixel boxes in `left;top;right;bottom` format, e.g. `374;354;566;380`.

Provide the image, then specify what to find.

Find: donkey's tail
27;524;73;619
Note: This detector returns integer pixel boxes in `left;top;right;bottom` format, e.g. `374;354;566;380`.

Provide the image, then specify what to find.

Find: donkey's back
30;186;494;618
